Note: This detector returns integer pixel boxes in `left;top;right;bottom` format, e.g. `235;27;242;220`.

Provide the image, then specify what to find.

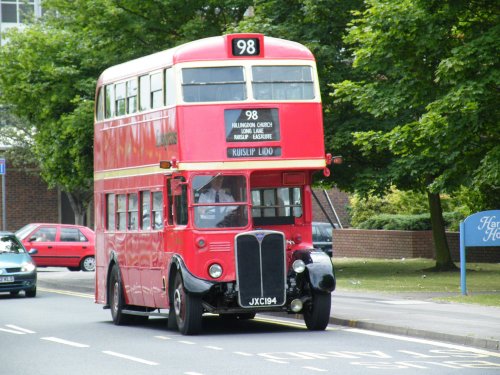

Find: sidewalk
328;290;500;351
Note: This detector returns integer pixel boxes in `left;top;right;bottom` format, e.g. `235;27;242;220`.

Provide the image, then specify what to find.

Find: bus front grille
235;231;286;308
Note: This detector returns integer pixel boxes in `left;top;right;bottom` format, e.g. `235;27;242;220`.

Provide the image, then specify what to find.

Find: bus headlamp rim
292;259;306;273
208;263;223;279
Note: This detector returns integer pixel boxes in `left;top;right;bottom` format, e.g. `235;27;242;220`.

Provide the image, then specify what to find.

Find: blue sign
0;159;5;175
460;210;500;295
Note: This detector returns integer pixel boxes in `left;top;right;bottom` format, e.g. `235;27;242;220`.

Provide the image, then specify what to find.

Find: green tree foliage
348;187;469;230
334;0;498;270
0;0;252;223
233;0;365;184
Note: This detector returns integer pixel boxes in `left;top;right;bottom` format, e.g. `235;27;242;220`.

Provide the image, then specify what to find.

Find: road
0;268;499;374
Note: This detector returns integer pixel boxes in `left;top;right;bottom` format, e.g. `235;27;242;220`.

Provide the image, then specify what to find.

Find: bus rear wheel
303;290;331;331
109;265;132;325
173;273;202;335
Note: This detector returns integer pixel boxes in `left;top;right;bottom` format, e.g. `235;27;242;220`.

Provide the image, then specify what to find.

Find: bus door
163;176;188;294
139;189;166;308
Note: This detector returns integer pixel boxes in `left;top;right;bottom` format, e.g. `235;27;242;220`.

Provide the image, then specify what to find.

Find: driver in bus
199;176;234;204
198;176;236;224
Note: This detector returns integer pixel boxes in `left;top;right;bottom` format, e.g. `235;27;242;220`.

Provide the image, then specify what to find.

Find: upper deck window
182;67;246;103
252;66;315;100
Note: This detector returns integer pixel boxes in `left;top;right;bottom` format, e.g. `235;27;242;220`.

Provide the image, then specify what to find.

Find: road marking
345;328;500;358
38;287;94;299
6;324;35;334
378;300;431;305
265;359;289;364
41;337;90;348
0;327;26;335
154;335;171;340
185;372;205;375
178;340;196;345
205;345;223;350
102;351;159;365
255;316;307;329
233;351;253;356
303;366;328;372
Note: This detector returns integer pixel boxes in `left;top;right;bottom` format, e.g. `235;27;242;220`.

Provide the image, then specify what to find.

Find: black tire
172;272;202;335
68;267;80;272
25;287;37;298
109;265;132;325
81;256;96;272
303;291;331;331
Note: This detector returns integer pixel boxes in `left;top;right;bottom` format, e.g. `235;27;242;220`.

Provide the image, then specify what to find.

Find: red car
15;223;95;272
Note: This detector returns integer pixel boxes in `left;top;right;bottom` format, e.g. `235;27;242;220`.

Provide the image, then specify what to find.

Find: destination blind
225;108;280;142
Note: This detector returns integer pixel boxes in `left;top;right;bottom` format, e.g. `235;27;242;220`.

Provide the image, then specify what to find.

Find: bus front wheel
303;290;331;331
173;273;202;335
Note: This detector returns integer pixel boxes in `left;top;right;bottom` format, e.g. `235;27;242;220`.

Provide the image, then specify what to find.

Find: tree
0;0;253;224
232;0;366;184
334;0;499;270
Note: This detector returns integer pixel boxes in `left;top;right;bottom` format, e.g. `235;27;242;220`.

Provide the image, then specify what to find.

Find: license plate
0;276;14;283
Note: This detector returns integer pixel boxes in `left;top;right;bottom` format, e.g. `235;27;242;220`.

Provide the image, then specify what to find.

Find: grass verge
333;257;500;307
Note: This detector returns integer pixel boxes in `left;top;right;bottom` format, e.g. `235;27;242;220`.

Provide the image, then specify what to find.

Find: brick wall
333;229;500;263
312;187;350;227
0;164;60;232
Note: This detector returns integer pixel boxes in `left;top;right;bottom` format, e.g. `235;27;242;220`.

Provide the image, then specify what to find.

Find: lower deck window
251;187;302;225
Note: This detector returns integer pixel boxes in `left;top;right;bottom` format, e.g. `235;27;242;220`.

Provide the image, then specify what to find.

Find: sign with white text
460;210;500;295
225;109;280;143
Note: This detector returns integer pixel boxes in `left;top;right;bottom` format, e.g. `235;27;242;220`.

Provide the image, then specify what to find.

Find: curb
329;316;500;351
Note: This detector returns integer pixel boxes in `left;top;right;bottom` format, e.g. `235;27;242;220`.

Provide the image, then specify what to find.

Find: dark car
312;222;335;257
16;223;95;272
0;232;37;297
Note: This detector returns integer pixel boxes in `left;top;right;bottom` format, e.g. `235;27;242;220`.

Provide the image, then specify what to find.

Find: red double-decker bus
94;33;335;335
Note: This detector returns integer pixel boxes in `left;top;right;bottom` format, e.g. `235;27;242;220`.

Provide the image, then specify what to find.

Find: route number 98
232;38;260;56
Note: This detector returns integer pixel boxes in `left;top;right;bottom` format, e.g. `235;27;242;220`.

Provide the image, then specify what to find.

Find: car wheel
68;267;80;272
303;290;331;331
173;272;202;335
25;287;37;298
109;265;132;325
81;256;96;272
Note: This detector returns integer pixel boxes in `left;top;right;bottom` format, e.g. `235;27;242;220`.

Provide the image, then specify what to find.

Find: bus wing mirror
170;180;186;196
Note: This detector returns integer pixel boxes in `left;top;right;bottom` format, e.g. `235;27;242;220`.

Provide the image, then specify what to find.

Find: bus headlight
292;259;306;273
208;263;223;279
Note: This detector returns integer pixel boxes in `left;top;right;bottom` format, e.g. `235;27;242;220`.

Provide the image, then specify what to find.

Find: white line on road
185;372;205;375
102;351;159;366
178;340;196;345
233;351;253;356
0;327;26;335
154;335;172;340
265;359;289;364
303;366;328;372
6;324;36;334
38;287;94;299
345;328;500;358
205;345;223;350
41;337;90;348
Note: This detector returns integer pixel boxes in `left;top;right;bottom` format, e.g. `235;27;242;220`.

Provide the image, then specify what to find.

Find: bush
358;212;461;231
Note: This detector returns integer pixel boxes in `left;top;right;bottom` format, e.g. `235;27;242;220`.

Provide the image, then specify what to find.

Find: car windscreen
0;235;26;254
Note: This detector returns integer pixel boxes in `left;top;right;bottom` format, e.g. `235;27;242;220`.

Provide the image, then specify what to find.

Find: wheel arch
292;249;336;293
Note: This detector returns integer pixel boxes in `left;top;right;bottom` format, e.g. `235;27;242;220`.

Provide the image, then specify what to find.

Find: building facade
0;0;42;44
